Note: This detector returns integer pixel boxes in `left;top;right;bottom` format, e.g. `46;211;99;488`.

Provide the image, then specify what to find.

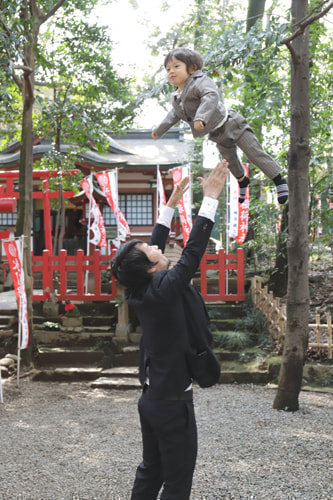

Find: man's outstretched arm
150;176;189;250
150;161;229;295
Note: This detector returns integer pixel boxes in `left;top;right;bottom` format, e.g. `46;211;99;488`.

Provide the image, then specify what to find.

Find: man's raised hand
167;176;190;209
198;160;229;200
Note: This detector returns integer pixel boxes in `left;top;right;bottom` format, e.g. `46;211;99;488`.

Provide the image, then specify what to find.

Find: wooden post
115;285;129;340
59;250;67;297
237;248;244;298
93;249;101;296
327;314;332;359
278;303;286;344
76;250;84;298
42;249;52;296
218;249;225;299
251;277;256;306
315;314;321;356
266;293;271;331
42;179;53;254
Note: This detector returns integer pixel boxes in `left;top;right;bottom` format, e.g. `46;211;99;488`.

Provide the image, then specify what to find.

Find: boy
152;47;288;204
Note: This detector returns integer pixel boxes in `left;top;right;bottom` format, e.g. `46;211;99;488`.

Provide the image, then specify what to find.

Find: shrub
213;330;252;350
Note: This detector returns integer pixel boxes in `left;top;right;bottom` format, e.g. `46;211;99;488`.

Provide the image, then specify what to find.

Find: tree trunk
273;0;311;411
15;19;38;361
10;0;67;362
54;118;65;255
269;205;288;297
246;0;266;31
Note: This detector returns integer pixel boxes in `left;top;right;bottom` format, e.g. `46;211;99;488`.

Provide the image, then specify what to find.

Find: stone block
62;316;83;328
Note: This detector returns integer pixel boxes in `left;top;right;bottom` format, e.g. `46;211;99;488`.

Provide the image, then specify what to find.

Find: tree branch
38;0;67;25
313;174;332;191
24;71;34;103
285;41;298;66
0;14;11;37
12;73;23;92
0;17;24;91
29;0;42;19
13;65;34;75
282;1;333;45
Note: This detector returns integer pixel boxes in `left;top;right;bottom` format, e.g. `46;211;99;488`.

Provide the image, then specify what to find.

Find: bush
213;330;252;350
233;292;271;348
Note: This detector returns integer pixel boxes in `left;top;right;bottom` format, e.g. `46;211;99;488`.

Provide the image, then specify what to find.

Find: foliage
145;1;331;272
307;18;333;247
212;330;252;350
114;292;124;309
35;16;137;142
242;196;283;265
0;1;139;259
234;293;271;348
210;292;270;350
34;151;84;201
0;76;22;148
0;1;101;77
190;138;205;213
0;1;137;150
0;0;137;336
42;321;60;331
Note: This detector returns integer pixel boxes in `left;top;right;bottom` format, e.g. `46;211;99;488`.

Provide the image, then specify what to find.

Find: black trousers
131;387;197;500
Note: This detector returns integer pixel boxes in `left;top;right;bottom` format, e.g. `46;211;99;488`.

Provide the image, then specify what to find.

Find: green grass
213;330;252;350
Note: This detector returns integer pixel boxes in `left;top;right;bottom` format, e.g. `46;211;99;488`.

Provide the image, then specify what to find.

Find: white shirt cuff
157;205;174;228
198;196;218;222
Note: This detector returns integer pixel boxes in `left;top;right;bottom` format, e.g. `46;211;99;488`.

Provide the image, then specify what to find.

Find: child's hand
194;120;205;131
152;131;157;140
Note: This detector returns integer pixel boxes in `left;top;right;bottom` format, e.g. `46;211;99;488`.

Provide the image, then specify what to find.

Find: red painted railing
199;248;245;302
3;248;245;303
31;249;117;302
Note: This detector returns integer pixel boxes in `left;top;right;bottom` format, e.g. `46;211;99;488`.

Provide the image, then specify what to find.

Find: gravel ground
0;379;332;500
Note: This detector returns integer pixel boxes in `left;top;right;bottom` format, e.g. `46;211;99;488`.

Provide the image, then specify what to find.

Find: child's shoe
273;175;288;204
238;176;250;203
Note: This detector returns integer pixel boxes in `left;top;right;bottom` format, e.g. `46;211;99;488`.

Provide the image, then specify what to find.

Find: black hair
111;239;156;291
164;48;204;73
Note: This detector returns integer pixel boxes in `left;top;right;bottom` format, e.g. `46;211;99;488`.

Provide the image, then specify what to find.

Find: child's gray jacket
153;70;227;138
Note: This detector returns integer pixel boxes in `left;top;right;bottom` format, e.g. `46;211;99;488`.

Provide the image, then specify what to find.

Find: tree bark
273;0;311;411
13;1;67;357
15;7;39;360
246;0;266;31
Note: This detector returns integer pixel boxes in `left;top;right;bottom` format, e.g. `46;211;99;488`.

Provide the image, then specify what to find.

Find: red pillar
42;179;53;254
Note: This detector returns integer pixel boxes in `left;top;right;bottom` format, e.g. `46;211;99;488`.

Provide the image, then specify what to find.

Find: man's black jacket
126;215;214;399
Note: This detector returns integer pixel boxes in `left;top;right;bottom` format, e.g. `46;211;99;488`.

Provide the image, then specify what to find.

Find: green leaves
35;15;136;139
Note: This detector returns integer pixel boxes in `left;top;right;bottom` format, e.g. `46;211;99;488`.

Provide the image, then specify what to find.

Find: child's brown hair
164;48;203;73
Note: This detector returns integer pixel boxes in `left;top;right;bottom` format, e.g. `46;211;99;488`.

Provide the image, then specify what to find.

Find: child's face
165;57;195;90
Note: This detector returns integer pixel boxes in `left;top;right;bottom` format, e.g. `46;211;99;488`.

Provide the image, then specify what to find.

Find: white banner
229;165;249;245
80;176;107;247
95;170;130;241
3;238;29;350
157;165;166;218
229;174;239;239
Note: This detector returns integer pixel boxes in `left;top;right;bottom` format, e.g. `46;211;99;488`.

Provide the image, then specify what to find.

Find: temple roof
0;143;126;170
0;128;192;172
107;129;191;169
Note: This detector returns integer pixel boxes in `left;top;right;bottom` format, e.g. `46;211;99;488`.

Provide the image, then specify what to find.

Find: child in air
152;47;288;204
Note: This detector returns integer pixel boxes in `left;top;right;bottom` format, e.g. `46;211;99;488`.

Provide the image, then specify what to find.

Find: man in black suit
111;160;229;500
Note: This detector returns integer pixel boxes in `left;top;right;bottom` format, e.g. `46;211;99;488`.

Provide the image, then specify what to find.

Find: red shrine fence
3;248;245;303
